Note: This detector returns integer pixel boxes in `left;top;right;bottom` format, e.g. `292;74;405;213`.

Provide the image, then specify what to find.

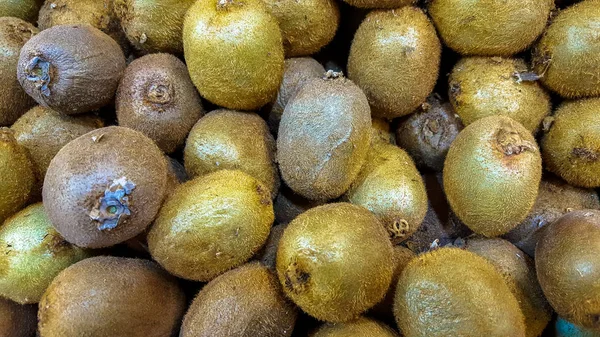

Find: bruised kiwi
0;0;42;23
274;185;324;225
0;298;36;337
311;317;399;337
342;0;414;9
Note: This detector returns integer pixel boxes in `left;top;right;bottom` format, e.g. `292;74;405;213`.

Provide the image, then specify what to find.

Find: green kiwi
0;298;36;337
256;223;287;270
277;74;371;201
311;317;399;337
342;0;414;9
428;0;553;56
555;317;600;337
17;24;126;115
183;0;284;110
184;109;279;198
42;126;168;248
276;203;394;322
0;203;90;304
0;0;42;23
394;247;526;337
347;6;441;119
181;263;297;337
371;118;394;144
449;57;551;133
274;185;324;225
443;115;542;237
38;256;186;337
148;170;274;281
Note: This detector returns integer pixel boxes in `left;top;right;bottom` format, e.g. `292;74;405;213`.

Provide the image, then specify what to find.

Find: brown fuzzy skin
394;248;527;337
38;256;186;337
0;17;37;126
274;185;324;225
342;0;414;9
276;203;394;322
348;7;441;119
42;126;168;249
0;0;43;23
449;57;551;133
443;115;542;237
181;263;297;337
277;76;371;201
17;24;126;115
0;298;36;337
311;317;399;337
183;0;284;110
536;210;600;330
256;223;287;270
428;0;553;56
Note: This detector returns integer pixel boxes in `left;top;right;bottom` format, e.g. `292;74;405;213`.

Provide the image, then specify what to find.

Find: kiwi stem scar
25;56;52;97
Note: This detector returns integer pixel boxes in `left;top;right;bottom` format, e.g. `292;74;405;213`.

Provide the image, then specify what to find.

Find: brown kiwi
311;317;399;337
371;118;394;144
0;298;36;337
342;0;414;9
256;223;287;270
274;185;324;225
0;0;42;23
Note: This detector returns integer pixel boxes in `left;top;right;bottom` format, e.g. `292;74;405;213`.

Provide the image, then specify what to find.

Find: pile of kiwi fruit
0;0;599;336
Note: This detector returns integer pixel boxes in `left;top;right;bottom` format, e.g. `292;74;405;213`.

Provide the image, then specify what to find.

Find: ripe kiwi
277;74;371;201
443;115;542;237
347;7;441;119
0;0;42;23
449;57;551;133
274;185;324;225
17;24;126;115
0;298;36;337
311;317;399;337
181;263;297;337
183;0;284;110
42;126;168;248
256;223;287;270
372;118;394;144
38;256;186;337
276;203;394;322
555;317;600;337
184;109;279;198
394;247;526;337
342;0;414;9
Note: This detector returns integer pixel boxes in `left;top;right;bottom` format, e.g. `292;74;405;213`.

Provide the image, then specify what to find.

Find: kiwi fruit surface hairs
277;74;371;201
342;0;414;9
347;6;441;119
0;0;42;23
449;57;551;133
181;263;297;337
38;256;186;337
371;117;394;144
0;298;36;337
42;126;168;249
311;317;399;337
533;0;600;98
536;210;600;331
17;24;126;115
184;109;279;198
276;203;394;322
0;17;37;126
443;115;542;237
394;247;526;337
555;317;600;337
274;185;324;225
183;0;284;111
256;223;287;270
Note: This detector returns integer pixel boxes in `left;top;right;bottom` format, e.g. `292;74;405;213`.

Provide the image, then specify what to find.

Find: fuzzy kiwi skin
38;256;186;337
371;118;394;144
395;247;526;337
311;317;399;337
42;126;168;249
256;223;287;270
276;203;394;322
0;0;42;23
348;7;441;119
181;263;297;337
274;185;324;225
183;0;284;111
443;115;542;237
17;24;126;115
278;76;371;201
0;298;36;337
449;57;551;133
555;317;600;337
342;0;414;9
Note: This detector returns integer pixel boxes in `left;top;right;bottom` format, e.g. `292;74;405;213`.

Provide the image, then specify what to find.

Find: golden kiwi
274;185;324;225
0;298;36;337
311;317;399;337
342;0;414;9
0;0;42;23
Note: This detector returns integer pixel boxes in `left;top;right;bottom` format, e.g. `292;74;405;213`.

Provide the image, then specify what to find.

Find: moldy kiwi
0;298;36;337
274;185;324;225
0;0;42;23
555;317;600;337
311;317;399;337
342;0;414;9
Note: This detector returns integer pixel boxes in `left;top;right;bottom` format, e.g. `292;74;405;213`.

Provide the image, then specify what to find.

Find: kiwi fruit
0;298;36;337
0;0;42;23
0;17;38;126
555;317;600;337
311;317;399;337
184;109;279;198
117;53;204;154
372;118;394;144
0;203;90;304
17;24;126;115
276;202;394;322
533;0;600;98
38;256;186;337
347;6;441;119
274;185;324;225
394;247;526;337
536;210;600;330
428;0;553;56
181;263;297;337
42;126;168;248
183;0;284;110
277;74;371;201
341;0;414;9
443;115;542;237
449;57;551;133
256;223;287;270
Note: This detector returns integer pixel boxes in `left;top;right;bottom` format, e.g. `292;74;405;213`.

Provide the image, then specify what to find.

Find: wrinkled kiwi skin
38;256;186;337
274;185;324;225
181;263;297;337
183;0;284;110
184;109;279;198
533;0;600;98
276;203;394;322
0;298;36;337
394;248;526;337
342;0;414;9
256;223;287;270
148;170;274;282
348;7;441;119
0;0;43;23
443;115;542;237
277;76;371;201
449;57;551;133
536;210;600;331
311;317;399;337
17;24;126;115
555;316;600;337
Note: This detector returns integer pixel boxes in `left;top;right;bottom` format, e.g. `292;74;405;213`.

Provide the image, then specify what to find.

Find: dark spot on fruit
572;147;599;162
284;261;310;294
